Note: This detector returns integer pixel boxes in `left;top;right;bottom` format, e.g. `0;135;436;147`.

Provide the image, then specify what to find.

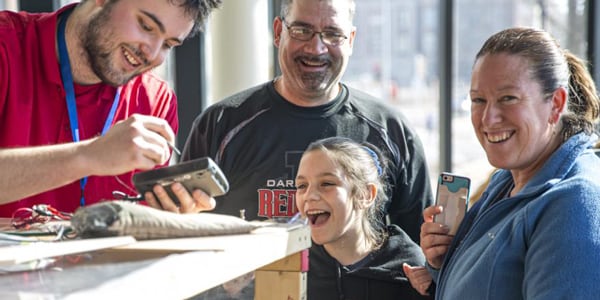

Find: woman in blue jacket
420;27;600;299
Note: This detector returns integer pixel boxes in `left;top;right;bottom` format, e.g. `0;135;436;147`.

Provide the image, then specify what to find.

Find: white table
0;223;311;299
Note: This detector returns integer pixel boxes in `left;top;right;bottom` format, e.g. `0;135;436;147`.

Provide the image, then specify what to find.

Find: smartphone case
435;172;471;235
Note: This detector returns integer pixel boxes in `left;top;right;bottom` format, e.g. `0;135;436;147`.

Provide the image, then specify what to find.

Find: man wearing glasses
151;0;433;246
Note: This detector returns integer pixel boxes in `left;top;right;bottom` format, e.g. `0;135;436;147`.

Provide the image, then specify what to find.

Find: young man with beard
150;0;433;244
0;0;221;216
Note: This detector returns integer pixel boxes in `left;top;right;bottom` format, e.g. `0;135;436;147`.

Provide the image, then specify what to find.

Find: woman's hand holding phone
420;205;454;269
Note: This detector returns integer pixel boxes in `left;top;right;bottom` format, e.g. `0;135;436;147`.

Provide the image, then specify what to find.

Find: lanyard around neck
57;9;121;206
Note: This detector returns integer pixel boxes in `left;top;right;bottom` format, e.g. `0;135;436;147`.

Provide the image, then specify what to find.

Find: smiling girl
295;137;431;300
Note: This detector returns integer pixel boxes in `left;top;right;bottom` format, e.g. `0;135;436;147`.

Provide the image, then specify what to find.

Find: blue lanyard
57;10;121;206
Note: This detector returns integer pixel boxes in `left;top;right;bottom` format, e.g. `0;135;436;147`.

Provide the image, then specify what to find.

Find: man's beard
80;6;142;86
296;54;338;92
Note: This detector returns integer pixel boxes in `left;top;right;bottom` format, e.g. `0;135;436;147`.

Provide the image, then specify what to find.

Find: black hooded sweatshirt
307;225;433;300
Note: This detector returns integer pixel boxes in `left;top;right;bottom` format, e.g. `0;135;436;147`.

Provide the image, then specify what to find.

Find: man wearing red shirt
0;0;221;216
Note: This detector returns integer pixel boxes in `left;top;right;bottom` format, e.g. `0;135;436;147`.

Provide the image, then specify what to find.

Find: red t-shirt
0;5;179;216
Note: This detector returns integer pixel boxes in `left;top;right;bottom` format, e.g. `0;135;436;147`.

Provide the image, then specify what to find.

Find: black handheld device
132;157;229;204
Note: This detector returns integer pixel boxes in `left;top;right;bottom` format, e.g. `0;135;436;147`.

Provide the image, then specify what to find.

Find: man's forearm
0;142;90;204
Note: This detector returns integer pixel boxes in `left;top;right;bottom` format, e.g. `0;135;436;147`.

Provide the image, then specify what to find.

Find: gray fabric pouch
70;201;258;240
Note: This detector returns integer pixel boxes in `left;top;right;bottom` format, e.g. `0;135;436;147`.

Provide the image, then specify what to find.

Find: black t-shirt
181;81;433;243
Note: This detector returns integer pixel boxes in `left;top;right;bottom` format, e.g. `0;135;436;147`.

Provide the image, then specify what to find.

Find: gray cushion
71;201;258;240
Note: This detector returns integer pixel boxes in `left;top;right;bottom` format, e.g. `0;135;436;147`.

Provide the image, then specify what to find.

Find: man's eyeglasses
282;19;348;47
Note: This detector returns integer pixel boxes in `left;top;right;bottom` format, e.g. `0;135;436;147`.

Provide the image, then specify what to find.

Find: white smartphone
434;172;471;235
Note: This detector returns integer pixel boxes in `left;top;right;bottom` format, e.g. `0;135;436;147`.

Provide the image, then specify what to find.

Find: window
345;0;588;191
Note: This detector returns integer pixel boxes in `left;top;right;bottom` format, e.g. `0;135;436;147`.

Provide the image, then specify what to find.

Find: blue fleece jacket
434;133;600;300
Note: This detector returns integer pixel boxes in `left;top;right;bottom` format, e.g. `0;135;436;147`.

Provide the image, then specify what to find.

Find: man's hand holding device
134;157;229;214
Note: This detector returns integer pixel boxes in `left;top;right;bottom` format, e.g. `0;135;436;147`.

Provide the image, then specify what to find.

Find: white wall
1;0;19;11
206;0;273;103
